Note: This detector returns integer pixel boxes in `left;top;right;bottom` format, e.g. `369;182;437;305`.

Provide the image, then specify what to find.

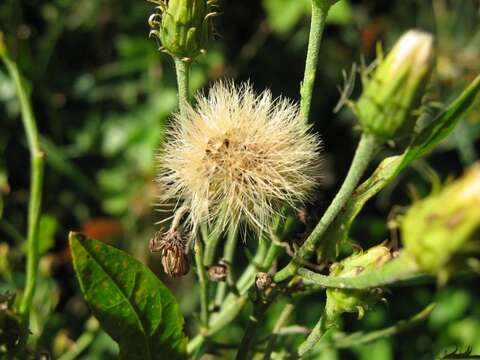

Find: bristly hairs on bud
155;80;323;240
147;0;218;62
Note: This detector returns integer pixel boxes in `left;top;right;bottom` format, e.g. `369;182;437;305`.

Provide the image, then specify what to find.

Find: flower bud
148;0;216;61
356;30;434;141
326;244;393;318
402;164;480;278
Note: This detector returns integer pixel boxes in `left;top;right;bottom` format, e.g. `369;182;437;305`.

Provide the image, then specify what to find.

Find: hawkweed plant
1;0;480;359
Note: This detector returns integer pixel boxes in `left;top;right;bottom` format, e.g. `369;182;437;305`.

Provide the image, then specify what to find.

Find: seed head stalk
172;55;212;329
1;47;45;329
174;58;190;117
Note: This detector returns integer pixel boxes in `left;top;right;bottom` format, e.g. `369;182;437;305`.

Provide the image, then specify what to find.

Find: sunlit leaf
69;232;188;360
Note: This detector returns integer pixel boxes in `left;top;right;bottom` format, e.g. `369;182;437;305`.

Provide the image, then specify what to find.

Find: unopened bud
207;261;228;282
356;30;434;141
148;0;216;61
150;230;190;277
402;163;480;278
255;272;273;292
326;244;393;318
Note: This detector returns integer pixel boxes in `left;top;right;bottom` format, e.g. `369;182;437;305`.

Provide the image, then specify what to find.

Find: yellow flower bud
326;244;393;318
402;163;480;278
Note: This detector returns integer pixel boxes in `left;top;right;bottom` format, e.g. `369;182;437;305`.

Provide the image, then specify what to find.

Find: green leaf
320;75;480;259
399;74;480;168
69;232;188;360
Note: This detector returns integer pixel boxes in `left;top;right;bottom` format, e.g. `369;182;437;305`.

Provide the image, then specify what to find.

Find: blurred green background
1;0;479;359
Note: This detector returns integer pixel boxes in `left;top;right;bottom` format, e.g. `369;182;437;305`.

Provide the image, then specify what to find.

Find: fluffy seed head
156;81;322;236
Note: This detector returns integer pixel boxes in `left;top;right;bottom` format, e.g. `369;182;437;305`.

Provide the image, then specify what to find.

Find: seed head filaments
156;81;322;237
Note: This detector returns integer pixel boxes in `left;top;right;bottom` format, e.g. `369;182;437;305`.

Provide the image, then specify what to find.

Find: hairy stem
195;239;209;328
300;0;333;122
1;52;45;325
174;58;190;116
298;253;421;289
275;134;380;282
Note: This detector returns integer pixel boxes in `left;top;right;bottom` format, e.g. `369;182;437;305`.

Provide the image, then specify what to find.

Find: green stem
187;295;248;354
263;303;294;360
57;318;99;360
235;300;269;360
297;311;337;357
298;253;422;289
174;58;190;116
195;239;209;328
187;239;279;354
1;52;45;324
275;133;380;282
300;0;332;122
234;242;282;359
215;224;239;306
315;303;435;351
203;222;223;267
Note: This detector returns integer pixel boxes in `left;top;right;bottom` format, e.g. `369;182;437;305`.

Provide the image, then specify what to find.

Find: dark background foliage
1;0;479;358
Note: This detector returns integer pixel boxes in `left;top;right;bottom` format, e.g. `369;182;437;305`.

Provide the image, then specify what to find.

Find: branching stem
275;133;380;282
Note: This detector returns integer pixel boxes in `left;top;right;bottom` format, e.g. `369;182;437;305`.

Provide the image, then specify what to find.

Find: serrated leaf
69;232;187;360
320;75;480;260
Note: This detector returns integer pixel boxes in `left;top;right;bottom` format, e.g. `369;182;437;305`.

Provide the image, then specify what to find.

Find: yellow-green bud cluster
356;30;434;141
402;163;480;279
148;0;216;61
326;244;393;318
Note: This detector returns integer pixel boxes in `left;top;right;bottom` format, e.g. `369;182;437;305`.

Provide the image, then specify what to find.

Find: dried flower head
150;230;190;277
156;81;322;237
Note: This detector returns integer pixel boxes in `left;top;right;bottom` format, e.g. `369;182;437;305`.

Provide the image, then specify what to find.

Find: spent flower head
156;81;322;238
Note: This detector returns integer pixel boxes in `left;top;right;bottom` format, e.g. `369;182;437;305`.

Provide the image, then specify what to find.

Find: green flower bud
402;164;480;279
326;244;393;318
356;30;434;141
148;0;216;61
